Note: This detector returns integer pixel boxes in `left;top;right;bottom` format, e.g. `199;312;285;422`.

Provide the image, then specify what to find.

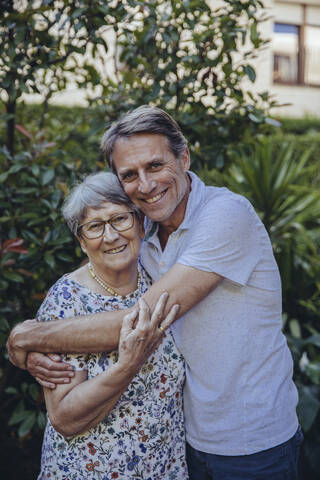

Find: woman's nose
103;223;120;242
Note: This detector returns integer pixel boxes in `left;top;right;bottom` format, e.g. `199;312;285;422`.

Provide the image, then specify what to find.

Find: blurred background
1;1;319;478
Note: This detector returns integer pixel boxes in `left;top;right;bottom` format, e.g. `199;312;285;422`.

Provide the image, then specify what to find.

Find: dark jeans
186;426;303;480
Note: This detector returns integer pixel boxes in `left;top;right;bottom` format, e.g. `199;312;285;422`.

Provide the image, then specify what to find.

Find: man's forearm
8;264;222;370
9;309;126;356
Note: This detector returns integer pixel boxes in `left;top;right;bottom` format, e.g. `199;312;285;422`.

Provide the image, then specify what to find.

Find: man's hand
6;320;37;369
27;353;75;389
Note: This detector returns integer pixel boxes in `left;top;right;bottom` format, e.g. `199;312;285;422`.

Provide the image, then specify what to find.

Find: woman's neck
89;262;139;296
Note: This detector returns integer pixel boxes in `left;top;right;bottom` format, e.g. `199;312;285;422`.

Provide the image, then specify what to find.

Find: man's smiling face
113;133;190;230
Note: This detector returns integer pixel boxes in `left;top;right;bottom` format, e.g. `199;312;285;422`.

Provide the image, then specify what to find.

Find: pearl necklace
88;263;141;298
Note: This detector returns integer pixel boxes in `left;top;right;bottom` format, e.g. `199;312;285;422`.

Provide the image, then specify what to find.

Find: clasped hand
8;293;179;389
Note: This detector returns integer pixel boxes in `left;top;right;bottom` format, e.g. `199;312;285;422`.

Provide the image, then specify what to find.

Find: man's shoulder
197;184;254;219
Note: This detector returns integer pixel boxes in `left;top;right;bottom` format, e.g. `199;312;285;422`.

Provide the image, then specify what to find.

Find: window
273;22;320;87
273;24;299;84
305;26;320;86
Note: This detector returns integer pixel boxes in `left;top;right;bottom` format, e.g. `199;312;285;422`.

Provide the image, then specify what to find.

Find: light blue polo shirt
141;171;298;455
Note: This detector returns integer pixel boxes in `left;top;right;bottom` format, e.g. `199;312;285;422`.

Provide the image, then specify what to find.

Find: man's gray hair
62;171;142;236
101;105;188;172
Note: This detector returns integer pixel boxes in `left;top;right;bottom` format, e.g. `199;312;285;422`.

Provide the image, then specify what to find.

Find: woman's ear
78;235;87;255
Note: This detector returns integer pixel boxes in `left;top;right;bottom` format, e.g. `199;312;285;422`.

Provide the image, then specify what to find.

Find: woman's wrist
105;361;137;386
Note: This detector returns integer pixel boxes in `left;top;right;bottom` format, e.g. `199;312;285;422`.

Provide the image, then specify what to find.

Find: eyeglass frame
77;211;136;239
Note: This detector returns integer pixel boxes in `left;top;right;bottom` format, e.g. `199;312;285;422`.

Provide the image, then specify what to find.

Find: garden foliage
0;1;319;479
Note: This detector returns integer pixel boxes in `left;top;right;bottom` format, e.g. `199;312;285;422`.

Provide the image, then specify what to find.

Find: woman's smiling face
78;202;144;277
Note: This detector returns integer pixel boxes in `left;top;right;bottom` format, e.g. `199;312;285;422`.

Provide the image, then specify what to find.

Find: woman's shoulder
139;260;152;287
36;273;89;322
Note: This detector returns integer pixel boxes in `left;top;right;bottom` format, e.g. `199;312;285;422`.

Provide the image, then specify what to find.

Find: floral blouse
36;264;188;480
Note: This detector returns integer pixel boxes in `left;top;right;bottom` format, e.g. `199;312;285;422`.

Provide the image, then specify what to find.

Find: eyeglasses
78;211;135;239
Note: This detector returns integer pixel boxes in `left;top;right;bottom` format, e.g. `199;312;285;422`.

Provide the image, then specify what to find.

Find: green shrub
0;128;85;439
267;133;320;188
276;116;320;135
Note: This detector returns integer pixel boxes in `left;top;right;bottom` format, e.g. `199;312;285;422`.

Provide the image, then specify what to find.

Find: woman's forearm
45;361;136;437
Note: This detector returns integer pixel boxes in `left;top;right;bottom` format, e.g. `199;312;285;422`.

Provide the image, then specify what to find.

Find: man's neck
158;175;191;250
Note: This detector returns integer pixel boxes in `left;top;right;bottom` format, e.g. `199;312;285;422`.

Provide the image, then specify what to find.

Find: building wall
250;0;320;117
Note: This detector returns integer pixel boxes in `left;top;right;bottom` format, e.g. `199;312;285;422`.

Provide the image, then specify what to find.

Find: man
7;105;302;479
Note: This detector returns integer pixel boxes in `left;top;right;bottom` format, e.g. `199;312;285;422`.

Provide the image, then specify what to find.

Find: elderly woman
36;172;188;480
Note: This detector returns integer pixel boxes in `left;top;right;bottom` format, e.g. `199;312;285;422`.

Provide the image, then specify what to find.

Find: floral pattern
36;264;188;479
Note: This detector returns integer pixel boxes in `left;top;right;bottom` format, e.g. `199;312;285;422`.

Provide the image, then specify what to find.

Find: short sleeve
178;194;262;286
36;277;89;371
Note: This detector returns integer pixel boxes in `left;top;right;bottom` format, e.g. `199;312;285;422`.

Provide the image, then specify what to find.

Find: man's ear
180;147;191;172
138;216;145;239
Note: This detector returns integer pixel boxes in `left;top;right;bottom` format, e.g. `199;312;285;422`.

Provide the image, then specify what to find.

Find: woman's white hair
62;171;142;235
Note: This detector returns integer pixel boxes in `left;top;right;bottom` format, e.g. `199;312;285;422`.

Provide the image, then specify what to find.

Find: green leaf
29;383;40;401
0;172;9;182
44;253;56;269
41;169;55;186
305;363;320;386
244;65;256;82
3;271;24;283
297;385;320;431
8;403;28;426
18;411;36;438
5;387;18;395
289;319;301;338
56;253;74;262
37;411;47;430
31;164;40;176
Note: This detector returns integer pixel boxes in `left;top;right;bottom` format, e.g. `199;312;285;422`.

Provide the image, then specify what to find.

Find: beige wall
249;0;320;117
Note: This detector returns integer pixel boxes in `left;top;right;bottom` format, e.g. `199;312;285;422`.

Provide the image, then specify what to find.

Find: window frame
272;4;320;88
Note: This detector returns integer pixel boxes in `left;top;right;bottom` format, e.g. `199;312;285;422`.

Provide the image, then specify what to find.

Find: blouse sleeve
36;277;89;371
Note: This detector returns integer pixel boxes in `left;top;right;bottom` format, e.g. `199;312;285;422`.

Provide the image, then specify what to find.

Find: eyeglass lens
81;212;134;238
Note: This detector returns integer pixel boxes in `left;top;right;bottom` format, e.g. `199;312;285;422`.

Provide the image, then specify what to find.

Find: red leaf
10;247;29;254
15;124;33;139
16;268;33;277
2;238;28;254
3;259;15;267
3;238;24;248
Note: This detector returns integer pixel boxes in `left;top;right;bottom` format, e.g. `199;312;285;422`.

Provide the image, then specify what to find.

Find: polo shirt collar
143;171;205;243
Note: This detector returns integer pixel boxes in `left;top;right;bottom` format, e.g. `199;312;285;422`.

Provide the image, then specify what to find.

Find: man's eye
149;162;162;170
121;171;136;182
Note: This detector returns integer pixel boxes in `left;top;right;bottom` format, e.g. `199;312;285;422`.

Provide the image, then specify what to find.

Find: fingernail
64;378;71;383
68;372;75;377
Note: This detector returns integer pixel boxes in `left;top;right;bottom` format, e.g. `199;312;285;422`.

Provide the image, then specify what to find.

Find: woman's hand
117;293;179;375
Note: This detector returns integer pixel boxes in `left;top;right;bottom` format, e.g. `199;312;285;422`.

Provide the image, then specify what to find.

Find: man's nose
138;172;156;194
103;223;120;242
